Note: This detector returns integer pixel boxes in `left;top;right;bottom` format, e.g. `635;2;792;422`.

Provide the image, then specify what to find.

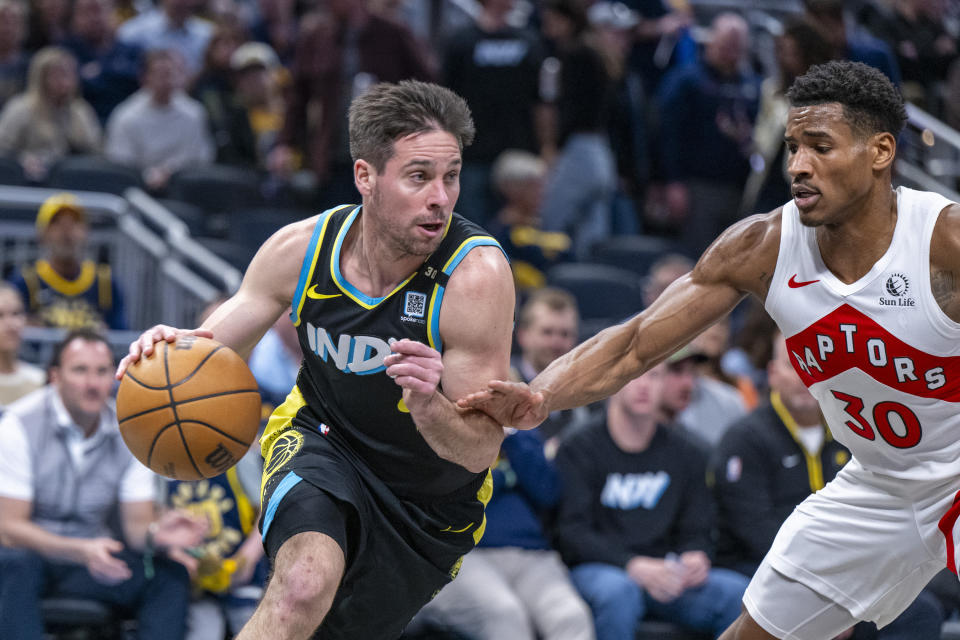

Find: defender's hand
457;380;549;429
384;339;443;403
115;325;214;379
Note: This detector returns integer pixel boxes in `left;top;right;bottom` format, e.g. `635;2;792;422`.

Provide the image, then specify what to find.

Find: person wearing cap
230;42;286;170
6;192;127;330
553;363;749;640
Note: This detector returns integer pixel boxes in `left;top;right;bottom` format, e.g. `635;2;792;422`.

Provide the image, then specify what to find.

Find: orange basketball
117;335;261;481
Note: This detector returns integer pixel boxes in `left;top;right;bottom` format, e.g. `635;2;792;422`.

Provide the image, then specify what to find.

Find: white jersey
765;186;959;481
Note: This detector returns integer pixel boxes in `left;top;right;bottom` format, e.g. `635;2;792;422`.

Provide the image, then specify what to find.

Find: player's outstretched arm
384;245;515;472
460;212;782;427
116;216;318;379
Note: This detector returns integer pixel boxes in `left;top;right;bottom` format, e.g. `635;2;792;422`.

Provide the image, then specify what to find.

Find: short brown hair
518;287;579;329
348;80;475;173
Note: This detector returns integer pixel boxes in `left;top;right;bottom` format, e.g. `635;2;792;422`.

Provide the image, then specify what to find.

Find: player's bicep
437;246;515;402
200;217;316;357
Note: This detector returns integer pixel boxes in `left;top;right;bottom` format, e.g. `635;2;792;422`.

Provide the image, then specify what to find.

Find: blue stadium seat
0;154;26;186
46;155;143;195
589;234;679;277
166;164;264;214
546;262;644;322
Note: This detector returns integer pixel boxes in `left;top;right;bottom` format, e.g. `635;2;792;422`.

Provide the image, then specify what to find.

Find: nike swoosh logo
306;285;342;299
788;274;819;288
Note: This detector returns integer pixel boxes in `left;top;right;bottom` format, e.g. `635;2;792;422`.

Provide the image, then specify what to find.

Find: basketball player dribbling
116;81;515;639
460;60;960;640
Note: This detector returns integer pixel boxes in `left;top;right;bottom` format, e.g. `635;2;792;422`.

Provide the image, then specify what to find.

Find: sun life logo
885;273;909;297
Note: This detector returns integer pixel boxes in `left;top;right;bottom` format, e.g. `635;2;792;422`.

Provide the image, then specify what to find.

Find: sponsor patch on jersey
403;291;427;318
880;272;915;308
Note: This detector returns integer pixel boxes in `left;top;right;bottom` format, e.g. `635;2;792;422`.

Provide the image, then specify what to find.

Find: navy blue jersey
262;205;503;501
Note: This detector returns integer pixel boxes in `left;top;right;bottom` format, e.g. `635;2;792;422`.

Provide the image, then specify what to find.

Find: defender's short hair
787;60;907;138
348;80;475;173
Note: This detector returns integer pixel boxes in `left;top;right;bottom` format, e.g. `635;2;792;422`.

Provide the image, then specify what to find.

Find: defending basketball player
459;60;960;640
116;81;515;639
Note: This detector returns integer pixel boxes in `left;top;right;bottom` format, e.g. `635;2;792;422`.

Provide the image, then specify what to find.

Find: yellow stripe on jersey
36;259;96;297
260;385;307;457
770;391;825;491
472;469;494;544
290;207;346;327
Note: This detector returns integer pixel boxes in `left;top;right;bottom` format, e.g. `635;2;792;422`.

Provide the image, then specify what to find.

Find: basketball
117;335;261;481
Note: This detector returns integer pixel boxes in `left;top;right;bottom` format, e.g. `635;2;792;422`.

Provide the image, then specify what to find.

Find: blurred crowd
5;0;960;638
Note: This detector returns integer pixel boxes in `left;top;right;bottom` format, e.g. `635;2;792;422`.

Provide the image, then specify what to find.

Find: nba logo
319;423;329;435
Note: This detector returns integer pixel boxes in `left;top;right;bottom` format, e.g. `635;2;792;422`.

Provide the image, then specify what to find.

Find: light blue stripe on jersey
261;471;303;542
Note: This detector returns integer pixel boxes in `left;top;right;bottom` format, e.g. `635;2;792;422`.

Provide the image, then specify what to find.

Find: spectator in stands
538;0;617;260
623;0;695;96
0;47;102;182
192;23;254;167
711;333;945;640
803;0;901;86
511;288;592;444
8;193;127;330
0;282;44;408
248;312;300;402
116;0;213;77
741;18;833;217
0;330;206;640
657;12;761;257
25;0;70;52
231;42;286;169
486;150;573;292
268;0;434;207
864;0;957;104
641;252;692;310
554;364;749;640
440;0;548;224
675;318;749;448
106;49;215;193
413;425;595;640
61;0;143;125
0;0;30;109
249;0;297;66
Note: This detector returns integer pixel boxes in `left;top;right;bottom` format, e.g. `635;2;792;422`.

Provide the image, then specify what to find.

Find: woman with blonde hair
0;46;101;181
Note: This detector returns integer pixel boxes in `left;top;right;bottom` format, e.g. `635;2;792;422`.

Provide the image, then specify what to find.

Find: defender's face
784;102;877;226
365;129;461;258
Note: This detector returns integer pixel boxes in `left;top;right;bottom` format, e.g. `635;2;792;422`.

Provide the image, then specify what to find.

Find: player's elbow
463;426;504;473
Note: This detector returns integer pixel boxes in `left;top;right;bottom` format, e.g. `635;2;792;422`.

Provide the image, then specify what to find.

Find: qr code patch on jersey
404;292;427;318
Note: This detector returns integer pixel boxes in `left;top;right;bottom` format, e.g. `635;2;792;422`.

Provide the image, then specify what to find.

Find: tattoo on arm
931;270;960;321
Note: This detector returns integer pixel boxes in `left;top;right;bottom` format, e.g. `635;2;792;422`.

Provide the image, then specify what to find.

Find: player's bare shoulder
692;207;783;300
929;202;960;322
244;214;323;307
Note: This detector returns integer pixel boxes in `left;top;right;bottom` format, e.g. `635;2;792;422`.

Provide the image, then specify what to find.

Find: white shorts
744;458;960;635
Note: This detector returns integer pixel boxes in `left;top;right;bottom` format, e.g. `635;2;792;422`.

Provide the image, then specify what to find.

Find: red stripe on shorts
937;489;960;574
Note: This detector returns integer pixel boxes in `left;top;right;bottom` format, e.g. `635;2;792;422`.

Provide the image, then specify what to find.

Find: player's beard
370;185;445;258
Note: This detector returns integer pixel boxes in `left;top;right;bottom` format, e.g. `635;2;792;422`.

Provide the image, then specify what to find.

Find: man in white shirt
116;0;212;77
0;281;43;407
0;329;205;640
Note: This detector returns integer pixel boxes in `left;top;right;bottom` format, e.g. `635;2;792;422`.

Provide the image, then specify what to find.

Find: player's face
784;102;880;226
52;339;114;424
517;305;578;373
363;129;461;258
0;289;26;354
613;364;666;419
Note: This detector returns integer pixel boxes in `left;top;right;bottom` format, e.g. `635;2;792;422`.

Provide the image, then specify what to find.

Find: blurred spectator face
236;65;272;106
661;358;696;416
705;13;749;76
642;255;692;308
258;0;294;21
206;28;243;72
517;301;578;373
0;2;26;53
610;363;666;421
776;33;805;81
37;0;69;30
72;0;114;44
144;52;184;102
768;335;819;415
163;0;200;22
50;337;114;422
43;55;78;105
541;8;576;42
42;211;88;264
0;286;26;358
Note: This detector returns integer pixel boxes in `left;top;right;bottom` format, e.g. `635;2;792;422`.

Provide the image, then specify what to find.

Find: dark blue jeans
0;545;192;640
571;562;749;640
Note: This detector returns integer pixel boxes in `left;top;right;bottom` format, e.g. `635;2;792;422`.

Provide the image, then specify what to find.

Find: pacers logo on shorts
262;430;304;492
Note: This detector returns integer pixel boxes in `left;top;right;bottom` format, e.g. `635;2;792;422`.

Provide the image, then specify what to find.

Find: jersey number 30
830;390;922;448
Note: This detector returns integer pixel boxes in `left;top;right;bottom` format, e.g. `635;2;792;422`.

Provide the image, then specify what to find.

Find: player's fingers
115;354;132;380
456;389;496;408
190;328;214;339
393;375;435;395
385;354;442;371
390;339;435;356
386;363;441;385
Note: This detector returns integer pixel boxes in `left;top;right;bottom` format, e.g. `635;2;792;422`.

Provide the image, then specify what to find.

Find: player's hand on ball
115;325;214;380
457;380;549;430
384;339;443;401
83;537;132;585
